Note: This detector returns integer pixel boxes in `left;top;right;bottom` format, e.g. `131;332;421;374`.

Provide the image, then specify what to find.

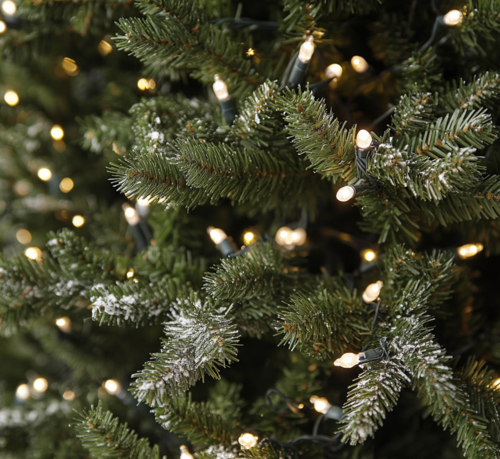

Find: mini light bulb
25;247;42;261
59;177;74;193
492;378;500;389
334;352;360;368
4;90;19;106
2;0;17;15
61;58;79;77
275;226;294;246
122;204;140;226
148;79;156;89
0;20;7;33
33;377;48;393
98;40;113;56
63;390;75;401
361;249;376;262
16;228;32;244
16;383;30;400
298;36;315;63
103;379;121;395
72;215;85;228
238;432;259;449
137;196;152;207
137;78;149;90
356;130;372;149
457;243;483;259
351;55;369;73
213;74;229;101
336;185;356;202
180;445;194;459
443;9;463;26
362;281;383;303
37;167;52;181
207;226;228;244
50;125;64;140
126;268;135;279
291;228;307;246
56;317;71;333
310;395;331;414
243;231;256;245
326;63;343;79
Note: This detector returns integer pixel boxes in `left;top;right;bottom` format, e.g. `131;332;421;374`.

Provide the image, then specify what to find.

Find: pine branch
75;402;162;459
131;295;239;407
400;47;443;95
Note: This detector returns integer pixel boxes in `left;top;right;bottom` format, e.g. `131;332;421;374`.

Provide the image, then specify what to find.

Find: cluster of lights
72;215;85;228
25;247;42;261
238;432;259;449
56;317;72;333
15;377;49;400
457;243;483;259
4;90;19;106
275;226;307;248
137;78;156;90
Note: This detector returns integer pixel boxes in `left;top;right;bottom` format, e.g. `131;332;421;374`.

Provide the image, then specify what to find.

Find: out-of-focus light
362;281;383;303
37;167;52;181
275;226;293;246
238;432;259;449
458;243;483;259
148;79;156;89
25;247;42;261
291;228;307;246
33;377;48;393
351;55;369;73
72;215;85;228
137;196;152;206
56;317;71;333
213;74;229;101
16;384;30;400
50;125;64;140
62;57;79;76
137;78;149;90
298;36;315;63
2;0;17;15
246;48;255;57
334;352;360;368
243;231;256;245
443;9;463;26
4;90;19;106
326;63;343;79
123;204;140;226
180;446;194;459
0;20;7;33
126;268;134;279
336;185;356;202
16;228;32;244
59;177;74;193
97;40;113;56
492;378;500;389
356;130;372;149
310;395;331;414
103;379;121;395
208;226;228;244
362;249;376;262
63;390;75;401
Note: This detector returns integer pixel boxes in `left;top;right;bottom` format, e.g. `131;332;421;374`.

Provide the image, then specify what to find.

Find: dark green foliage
400;48;443;95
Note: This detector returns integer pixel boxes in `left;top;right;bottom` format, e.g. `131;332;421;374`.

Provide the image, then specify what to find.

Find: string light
97;39;113;56
180;445;194;459
246;48;255;56
325;63;343;79
62;57;79;77
208;226;228;245
148;79;156;89
123;204;140;226
0;20;6;33
356;130;372;149
50;125;64;140
492;378;500;389
310;395;331;414
37;167;52;181
103;379;121;395
72;215;85;228
63;390;75;401
361;249;376;262
25;247;42;261
275;226;293;246
137;78;149;90
16;384;30;400
362;281;383;303
443;9;463;26
291;228;307;246
1;0;17;15
334;352;360;368
298;36;315;63
4;90;19;106
33;377;48;393
213;74;229;101
457;243;483;259
55;317;71;333
137;196;152;207
59;177;74;193
351;55;369;73
16;228;32;244
238;432;259;449
243;231;256;245
336;185;356;202
126;269;135;279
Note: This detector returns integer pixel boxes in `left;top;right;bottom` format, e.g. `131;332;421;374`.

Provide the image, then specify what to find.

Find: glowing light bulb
356;130;372;149
33;377;48;393
298;36;315;63
72;215;85;228
243;231;256;245
25;247;42;261
291;228;307;246
326;63;343;79
16;384;30;400
63;390;75;401
275;226;294;246
98;40;113;56
310;395;331;414
334;352;360;368
37;167;52;181
180;445;194;459
246;48;255;56
336;185;356;202
122;204;140;226
351;55;369;73
2;0;17;15
458;243;483;259
492;378;500;388
207;226;228;244
443;9;463;26
4;90;19;106
16;228;32;244
55;317;71;333
50;125;64;140
103;379;121;395
361;249;376;262
62;57;79;76
362;281;383;303
0;20;6;33
238;432;259;449
59;177;74;193
137;78;149;90
126;268;135;279
213;74;229;101
137;196;152;206
148;79;156;89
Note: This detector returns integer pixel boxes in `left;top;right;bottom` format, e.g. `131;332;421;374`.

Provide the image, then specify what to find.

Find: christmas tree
2;0;500;457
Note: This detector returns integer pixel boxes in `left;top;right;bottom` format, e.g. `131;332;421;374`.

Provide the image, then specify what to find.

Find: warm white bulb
351;55;369;73
104;379;121;394
0;20;6;33
334;352;360;368
56;317;72;333
356;129;372;149
59;177;74;193
4;90;19;106
213;75;229;101
457;243;483;259
443;9;463;26
25;247;42;261
37;167;52;181
298;36;315;63
238;432;259;449
243;231;256;244
137;196;152;207
275;226;294;246
310;396;331;414
16;384;30;400
291;228;307;246
63;390;75;401
180;446;194;459
208;226;228;244
362;249;376;262
326;63;343;79
33;377;48;393
122;204;140;226
16;228;32;244
362;281;383;303
126;268;134;279
2;0;17;15
336;186;356;202
72;215;85;228
50;125;64;140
